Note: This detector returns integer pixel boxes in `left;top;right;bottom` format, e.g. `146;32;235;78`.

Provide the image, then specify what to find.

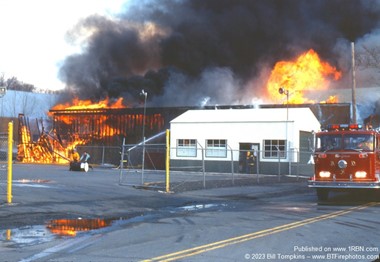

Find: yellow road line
142;202;378;262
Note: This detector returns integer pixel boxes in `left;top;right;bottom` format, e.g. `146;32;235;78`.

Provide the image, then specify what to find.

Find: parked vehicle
308;124;380;201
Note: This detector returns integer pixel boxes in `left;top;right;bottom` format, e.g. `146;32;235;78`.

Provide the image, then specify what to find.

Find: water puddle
1;218;113;247
17;179;51;183
1;203;229;247
175;203;228;212
46;218;112;236
13;179;52;188
0;179;53;188
1;225;55;247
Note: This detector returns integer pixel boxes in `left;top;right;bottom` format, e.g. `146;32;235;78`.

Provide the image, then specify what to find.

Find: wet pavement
0;163;310;261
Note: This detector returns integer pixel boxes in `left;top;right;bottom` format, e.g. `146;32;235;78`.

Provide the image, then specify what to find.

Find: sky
0;0;127;90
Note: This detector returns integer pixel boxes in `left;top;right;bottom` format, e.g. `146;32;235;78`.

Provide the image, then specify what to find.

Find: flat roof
171;107;317;123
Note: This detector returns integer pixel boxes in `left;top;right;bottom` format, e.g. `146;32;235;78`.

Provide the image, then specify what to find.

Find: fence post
7;121;13;204
228;145;234;185
256;150;260;183
200;145;205;188
6;229;11;240
101;146;105;165
165;129;170;193
278;148;281;181
296;149;300;179
119;138;125;184
141;136;145;185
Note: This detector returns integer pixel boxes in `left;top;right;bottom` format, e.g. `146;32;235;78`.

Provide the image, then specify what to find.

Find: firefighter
72;149;80;162
80;151;91;163
69;149;80;171
80;151;93;171
246;150;256;174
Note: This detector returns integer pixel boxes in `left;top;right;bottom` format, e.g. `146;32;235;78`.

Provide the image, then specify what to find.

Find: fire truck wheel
316;189;329;201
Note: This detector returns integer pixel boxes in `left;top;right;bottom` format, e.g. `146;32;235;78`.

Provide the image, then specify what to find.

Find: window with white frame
263;139;286;158
177;139;197;157
206;139;227;158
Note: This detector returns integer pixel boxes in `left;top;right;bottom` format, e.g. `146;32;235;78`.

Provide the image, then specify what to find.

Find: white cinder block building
169;107;320;174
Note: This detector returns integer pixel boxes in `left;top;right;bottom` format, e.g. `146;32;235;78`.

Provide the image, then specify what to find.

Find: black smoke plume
58;0;380;107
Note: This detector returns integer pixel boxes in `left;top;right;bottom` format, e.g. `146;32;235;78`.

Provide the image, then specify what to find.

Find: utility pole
351;42;357;124
279;87;290;176
140;89;147;185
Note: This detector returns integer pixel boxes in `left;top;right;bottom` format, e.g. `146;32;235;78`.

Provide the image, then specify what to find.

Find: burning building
50;107;165;146
16;47;354;165
16;100;351;165
17;97;189;164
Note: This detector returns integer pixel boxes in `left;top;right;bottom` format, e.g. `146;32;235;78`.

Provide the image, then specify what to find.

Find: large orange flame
49;97;127;136
51;97;126;111
18;97;128;164
266;49;342;104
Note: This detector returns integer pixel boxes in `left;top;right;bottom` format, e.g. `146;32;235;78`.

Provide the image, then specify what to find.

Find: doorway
239;143;259;174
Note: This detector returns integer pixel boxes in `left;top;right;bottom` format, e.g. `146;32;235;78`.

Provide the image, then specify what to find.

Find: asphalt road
0;164;379;262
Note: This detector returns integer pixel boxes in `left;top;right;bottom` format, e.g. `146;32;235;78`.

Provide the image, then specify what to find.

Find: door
239;143;260;174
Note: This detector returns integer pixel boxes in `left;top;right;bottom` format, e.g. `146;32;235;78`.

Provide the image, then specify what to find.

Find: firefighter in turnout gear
246;150;256;174
72;149;80;162
69;149;80;171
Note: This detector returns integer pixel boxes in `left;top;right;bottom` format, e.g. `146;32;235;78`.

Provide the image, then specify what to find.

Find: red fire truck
308;124;380;201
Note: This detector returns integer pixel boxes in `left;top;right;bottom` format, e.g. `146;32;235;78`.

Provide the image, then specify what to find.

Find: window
315;134;375;152
315;135;342;152
343;134;374;151
177;139;197;157
206;139;227;158
263;139;286;158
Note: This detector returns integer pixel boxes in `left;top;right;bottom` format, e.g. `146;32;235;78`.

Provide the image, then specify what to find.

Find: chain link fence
118;131;167;187
118;138;314;192
0;133;8;200
74;145;121;167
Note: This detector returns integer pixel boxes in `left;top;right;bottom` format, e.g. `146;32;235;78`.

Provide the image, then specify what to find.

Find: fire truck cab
308;124;380;201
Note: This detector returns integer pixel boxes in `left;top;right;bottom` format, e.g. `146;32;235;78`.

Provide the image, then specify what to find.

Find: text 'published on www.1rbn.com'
244;245;380;261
